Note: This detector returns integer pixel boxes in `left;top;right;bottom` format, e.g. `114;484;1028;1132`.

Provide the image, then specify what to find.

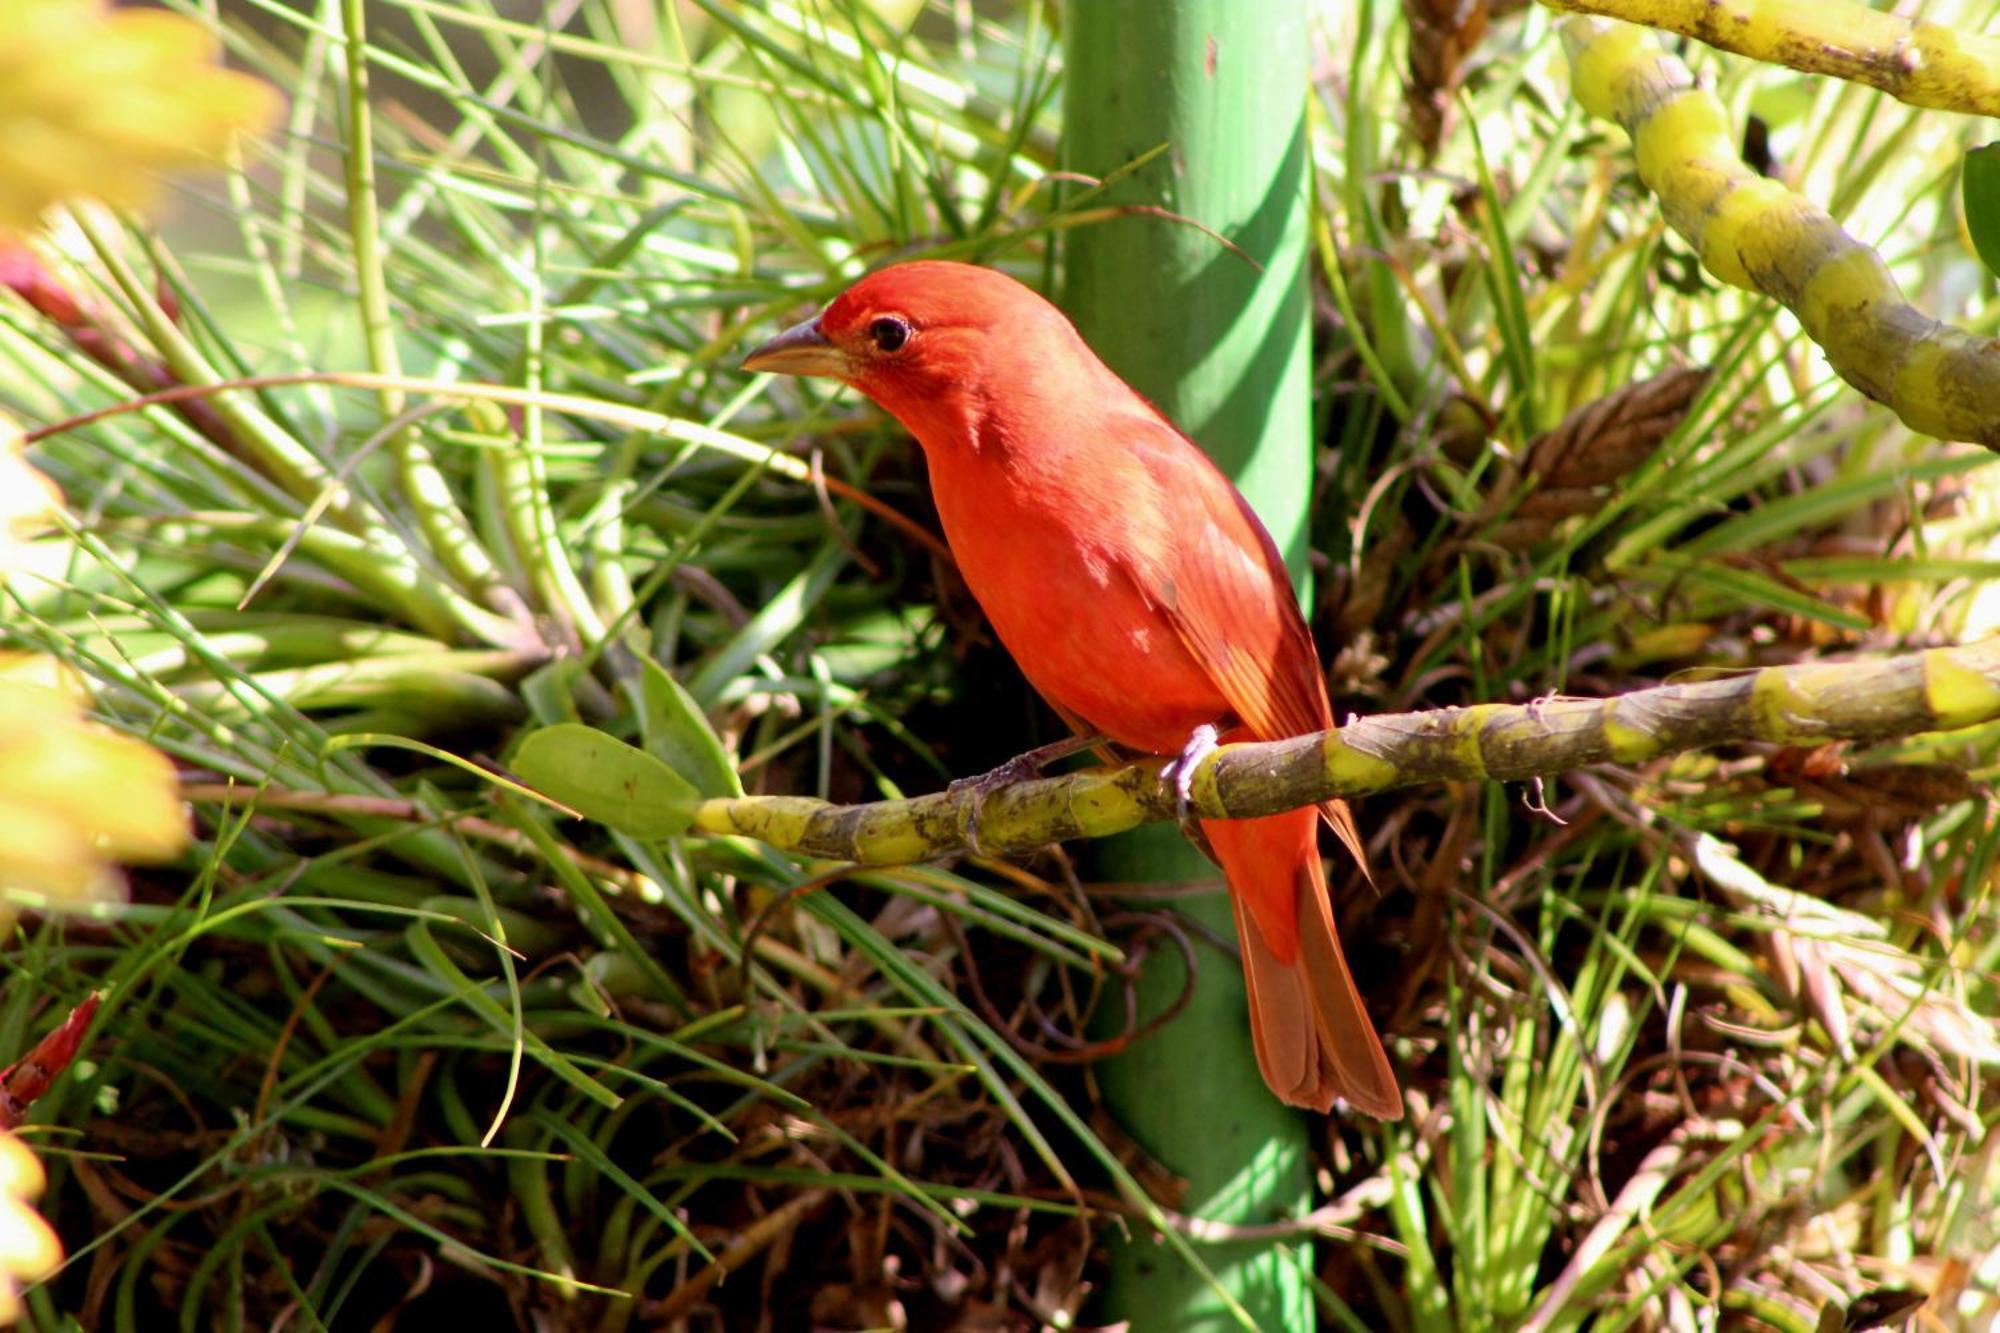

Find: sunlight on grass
0;0;1991;1327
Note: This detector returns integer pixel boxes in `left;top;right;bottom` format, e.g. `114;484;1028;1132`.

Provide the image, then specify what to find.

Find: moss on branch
691;640;2000;864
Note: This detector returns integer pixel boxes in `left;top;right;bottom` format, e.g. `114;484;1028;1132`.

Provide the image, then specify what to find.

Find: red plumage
745;261;1400;1118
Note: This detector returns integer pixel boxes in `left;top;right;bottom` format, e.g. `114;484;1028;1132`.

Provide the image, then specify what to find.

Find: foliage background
0;0;1996;1328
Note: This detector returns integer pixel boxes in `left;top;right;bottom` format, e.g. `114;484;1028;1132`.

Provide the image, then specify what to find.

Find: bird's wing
1116;410;1332;742
1119;410;1370;872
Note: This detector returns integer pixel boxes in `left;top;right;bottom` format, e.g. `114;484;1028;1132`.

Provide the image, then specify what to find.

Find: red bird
743;261;1400;1118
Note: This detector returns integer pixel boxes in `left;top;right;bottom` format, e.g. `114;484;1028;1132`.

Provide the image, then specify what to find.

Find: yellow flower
0;655;189;916
0;414;63;582
0;1131;60;1323
0;0;280;232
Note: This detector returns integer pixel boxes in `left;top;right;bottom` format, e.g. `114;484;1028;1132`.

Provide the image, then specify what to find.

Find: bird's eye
868;315;912;353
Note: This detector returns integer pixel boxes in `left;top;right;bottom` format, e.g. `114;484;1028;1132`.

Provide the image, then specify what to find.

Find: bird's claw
947;756;1038;858
946;732;1107;858
1162;723;1221;851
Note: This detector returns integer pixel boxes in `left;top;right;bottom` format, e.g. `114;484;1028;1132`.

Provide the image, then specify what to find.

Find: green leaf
1962;143;2000;277
518;658;586;726
512;724;698;838
632;656;743;798
687;542;851;705
1671;558;1873;633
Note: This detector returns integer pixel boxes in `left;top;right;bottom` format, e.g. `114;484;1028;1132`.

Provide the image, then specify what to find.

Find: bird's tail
1204;807;1402;1118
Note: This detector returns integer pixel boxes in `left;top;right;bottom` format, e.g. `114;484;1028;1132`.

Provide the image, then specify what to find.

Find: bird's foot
1161;723;1221;855
947;732;1106;857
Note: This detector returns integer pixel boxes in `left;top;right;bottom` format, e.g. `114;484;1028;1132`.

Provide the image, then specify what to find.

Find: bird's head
742;261;1092;443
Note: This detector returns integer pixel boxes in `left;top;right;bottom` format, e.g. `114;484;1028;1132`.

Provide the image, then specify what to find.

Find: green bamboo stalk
1063;4;1318;1328
688;637;2000;861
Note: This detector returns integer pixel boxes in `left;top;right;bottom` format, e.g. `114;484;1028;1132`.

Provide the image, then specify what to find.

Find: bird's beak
742;316;847;379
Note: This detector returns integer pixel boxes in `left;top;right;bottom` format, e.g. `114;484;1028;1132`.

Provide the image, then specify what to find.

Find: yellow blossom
0;0;280;232
0;655;188;917
0;414;63;583
0;1131;60;1323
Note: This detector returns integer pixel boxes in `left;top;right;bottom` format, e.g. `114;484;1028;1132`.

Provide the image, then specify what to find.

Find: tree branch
691;641;2000;864
1560;15;2000;448
1543;0;2000;121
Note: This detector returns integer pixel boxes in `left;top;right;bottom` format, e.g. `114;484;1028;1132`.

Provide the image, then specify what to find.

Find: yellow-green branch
1545;0;2000;118
691;639;2000;864
1562;17;2000;448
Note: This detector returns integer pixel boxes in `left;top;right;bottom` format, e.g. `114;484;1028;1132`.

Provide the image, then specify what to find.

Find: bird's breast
923;444;1227;754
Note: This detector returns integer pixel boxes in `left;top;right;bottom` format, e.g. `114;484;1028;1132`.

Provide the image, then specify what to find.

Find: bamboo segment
1562;16;2000;447
1545;0;2000;118
690;639;2000;862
